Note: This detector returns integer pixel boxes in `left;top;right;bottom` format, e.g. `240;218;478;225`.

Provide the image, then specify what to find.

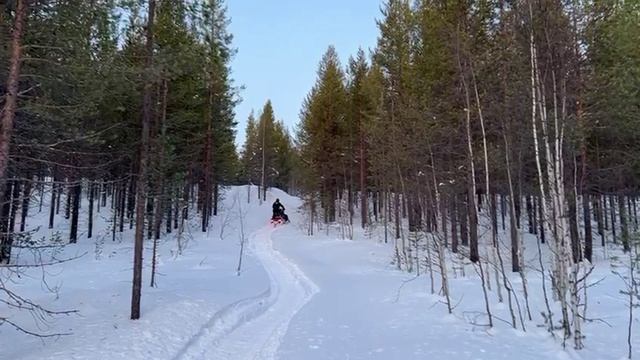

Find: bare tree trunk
131;0;156;321
153;80;168;242
112;186;118;242
150;184;162;288
451;195;458;253
583;193;592;262
532;195;538;234
9;179;20;236
56;179;62;215
201;76;215;231
213;182;219;216
529;19;556;334
0;0;27;190
65;184;71;220
619;194;630;252
633;197;638;230
460;194;469;247
526;196;534;234
394;191;400;240
102;181;107;207
166;186;173;234
372;189;378;222
174;185;180;230
69;181;81;243
569;191;581;263
441;193;448;247
595;195;604;246
119;181;126;233
539;194;545;244
127;175;136;228
38;175;44;213
504;134;520;273
153;184;164;241
0;183;14;263
457;45;479;263
20;177;32;232
611;195;617;243
48;177;56;229
88;181;94;239
147;193;154;239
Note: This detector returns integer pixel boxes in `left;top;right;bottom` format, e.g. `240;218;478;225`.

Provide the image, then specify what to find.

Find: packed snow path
175;225;319;360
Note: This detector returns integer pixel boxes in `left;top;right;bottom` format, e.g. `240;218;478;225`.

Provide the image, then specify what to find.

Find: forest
249;0;640;352
2;0;640;358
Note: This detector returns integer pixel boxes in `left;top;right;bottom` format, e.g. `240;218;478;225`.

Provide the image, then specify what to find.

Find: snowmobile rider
272;199;288;222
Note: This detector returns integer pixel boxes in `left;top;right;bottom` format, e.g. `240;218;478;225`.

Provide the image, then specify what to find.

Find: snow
176;224;318;360
3;186;639;360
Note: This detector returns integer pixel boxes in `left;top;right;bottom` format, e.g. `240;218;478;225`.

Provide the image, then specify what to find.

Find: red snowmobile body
270;215;288;226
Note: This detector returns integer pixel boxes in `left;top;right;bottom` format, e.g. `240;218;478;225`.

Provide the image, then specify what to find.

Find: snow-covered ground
3;186;638;359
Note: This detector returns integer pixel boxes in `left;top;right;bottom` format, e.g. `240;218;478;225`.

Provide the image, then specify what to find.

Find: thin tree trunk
153;183;164;240
69;181;81;243
20;177;32;232
128;175;136;228
372;190;377;222
201;81;214;231
56;180;62;215
102;181;107;207
131;0;156;321
603;194;609;231
213;182;219;216
539;194;545;244
526;195;534;234
0;183;14;263
610;195;617;242
503;133;520;272
619;195;630;252
532;195;538;234
166;186;173;234
119;181;126;233
65;184;71;220
49;178;56;229
38;175;44;213
451;195;458;253
569;191;581;263
583;193;592;262
88;181;94;239
174;184;180;230
633;197;638;230
441;193;448;247
394;191;400;240
595;195;605;246
460;194;469;247
9;180;20;235
457;47;479;264
147;193;154;239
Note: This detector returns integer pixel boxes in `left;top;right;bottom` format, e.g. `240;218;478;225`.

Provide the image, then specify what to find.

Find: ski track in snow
173;225;319;360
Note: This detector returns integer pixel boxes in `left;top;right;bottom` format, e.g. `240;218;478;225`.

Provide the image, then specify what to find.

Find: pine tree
347;49;373;229
298;46;347;223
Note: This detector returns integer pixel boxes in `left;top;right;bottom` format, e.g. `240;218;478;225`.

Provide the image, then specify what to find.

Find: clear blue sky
227;0;382;149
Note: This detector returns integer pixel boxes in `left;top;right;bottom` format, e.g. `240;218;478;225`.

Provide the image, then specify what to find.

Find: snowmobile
270;213;289;226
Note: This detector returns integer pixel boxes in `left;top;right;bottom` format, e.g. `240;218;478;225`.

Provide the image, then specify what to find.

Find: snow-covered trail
272;227;576;360
175;224;318;360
